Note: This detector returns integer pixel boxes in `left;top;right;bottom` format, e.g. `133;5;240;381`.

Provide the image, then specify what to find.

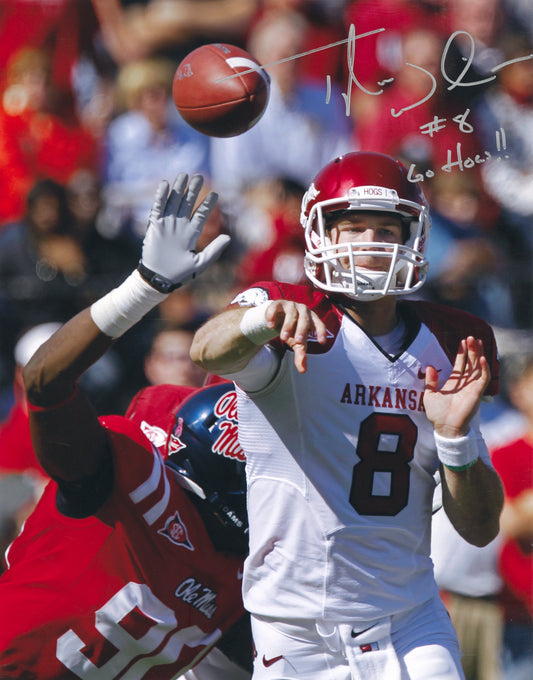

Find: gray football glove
138;173;230;293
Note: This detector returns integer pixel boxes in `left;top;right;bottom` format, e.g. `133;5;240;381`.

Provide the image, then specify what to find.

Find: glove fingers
165;173;189;218
149;180;170;227
179;174;204;219
190;192;218;233
193;234;231;274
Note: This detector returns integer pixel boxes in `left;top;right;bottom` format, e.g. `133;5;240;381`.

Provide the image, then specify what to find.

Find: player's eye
378;227;398;238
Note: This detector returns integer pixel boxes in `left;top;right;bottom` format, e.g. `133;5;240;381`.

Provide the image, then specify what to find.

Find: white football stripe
225;57;269;86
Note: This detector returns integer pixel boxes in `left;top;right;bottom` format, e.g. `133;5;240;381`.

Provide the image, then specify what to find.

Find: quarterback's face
328;211;404;271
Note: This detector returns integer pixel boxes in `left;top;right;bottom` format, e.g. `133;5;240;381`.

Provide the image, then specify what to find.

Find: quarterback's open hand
423;336;490;438
139;173;230;291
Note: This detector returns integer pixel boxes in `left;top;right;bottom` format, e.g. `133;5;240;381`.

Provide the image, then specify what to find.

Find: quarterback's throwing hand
266;300;327;374
423;336;490;438
139;173;230;292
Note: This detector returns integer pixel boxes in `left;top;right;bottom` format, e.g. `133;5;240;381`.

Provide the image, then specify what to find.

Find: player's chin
354;258;391;271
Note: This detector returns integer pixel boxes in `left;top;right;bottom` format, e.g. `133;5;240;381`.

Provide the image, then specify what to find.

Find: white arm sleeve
219;344;280;392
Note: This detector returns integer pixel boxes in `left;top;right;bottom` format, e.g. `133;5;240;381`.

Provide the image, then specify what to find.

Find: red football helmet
300;152;431;301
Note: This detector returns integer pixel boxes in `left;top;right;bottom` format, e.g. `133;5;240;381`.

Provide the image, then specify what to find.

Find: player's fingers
467;337;490;388
466;337;484;374
287;340;308;374
424;365;440;392
451;338;467;377
479;355;491;389
293;307;313;345
274;303;299;343
310;311;328;345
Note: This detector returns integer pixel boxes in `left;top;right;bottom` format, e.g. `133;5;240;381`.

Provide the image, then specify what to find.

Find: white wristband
435;429;480;471
90;270;167;338
239;302;278;346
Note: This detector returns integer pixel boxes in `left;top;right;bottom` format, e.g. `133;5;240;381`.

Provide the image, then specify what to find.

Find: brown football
172;43;270;138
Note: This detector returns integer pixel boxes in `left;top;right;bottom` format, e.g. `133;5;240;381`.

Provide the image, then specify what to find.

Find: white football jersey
230;282;499;624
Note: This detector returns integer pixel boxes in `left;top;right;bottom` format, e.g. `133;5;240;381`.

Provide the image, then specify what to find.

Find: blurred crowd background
0;1;532;679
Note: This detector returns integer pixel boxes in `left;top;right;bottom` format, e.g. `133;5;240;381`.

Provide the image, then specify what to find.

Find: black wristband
137;261;182;294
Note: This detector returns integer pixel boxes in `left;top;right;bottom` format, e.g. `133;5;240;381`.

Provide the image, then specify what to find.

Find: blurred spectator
356;26;484;170
430;331;533;680
475;30;533;225
156;288;209;326
91;0;257;65
0;0;103;121
0;179;83;368
249;0;347;85
0;47;99;226
236;177;307;288
431;502;504;680
474;30;533;326
65;168;139;304
0;176;139;408
143;322;207;387
492;352;533;680
102;56;209;240
0;323;59;575
421;171;515;327
209;8;353;215
342;0;449;91
0;323;59;481
443;0;507;108
504;0;533;42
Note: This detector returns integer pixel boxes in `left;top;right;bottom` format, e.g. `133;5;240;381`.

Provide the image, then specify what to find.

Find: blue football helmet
166;382;248;554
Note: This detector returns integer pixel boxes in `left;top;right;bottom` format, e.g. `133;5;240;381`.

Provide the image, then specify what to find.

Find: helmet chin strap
355;268;393;290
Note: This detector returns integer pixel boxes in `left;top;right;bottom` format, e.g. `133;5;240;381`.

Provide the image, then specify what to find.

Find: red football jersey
0;414;244;679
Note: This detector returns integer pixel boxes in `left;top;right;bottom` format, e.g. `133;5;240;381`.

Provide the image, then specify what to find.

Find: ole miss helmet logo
169;391;245;462
211;390;245;462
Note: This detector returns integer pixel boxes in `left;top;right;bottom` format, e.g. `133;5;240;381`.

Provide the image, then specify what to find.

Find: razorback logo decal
140;420;167;449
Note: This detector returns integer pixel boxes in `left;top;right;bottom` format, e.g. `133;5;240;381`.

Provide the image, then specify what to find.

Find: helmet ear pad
166;383;248;555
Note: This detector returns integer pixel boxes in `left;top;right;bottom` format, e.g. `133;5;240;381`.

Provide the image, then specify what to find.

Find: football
172;43;270;138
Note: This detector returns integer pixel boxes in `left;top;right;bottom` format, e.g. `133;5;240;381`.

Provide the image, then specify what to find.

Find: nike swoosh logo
417;367;442;380
262;654;283;667
351;624;375;638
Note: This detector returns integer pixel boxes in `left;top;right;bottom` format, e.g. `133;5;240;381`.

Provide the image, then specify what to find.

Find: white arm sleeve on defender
219;344;280;392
